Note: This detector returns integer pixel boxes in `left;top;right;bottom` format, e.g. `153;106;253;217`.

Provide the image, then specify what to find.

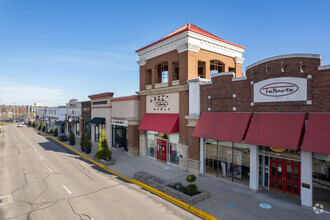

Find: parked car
17;122;24;127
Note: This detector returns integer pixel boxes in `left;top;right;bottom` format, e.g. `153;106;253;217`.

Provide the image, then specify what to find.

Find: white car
17;122;24;127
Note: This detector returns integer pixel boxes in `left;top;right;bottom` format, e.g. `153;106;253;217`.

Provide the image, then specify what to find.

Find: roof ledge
211;72;235;79
318;65;330;71
246;53;321;70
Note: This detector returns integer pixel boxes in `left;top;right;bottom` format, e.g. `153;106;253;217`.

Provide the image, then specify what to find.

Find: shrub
53;125;58;137
38;122;41;130
1;122;5;126
84;133;92;154
186;175;197;183
186;184;197;195
173;182;183;191
42;124;45;132
95;128;111;160
58;135;69;142
69;130;75;145
47;128;53;134
80;131;85;152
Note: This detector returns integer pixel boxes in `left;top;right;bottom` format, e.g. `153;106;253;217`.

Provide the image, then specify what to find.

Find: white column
200;138;204;174
249;145;259;191
301;151;313;207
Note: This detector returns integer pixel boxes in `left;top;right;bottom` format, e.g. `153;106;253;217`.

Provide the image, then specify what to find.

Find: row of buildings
35;24;329;212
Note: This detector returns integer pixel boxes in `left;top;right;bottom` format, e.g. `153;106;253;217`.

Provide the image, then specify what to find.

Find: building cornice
136;30;245;63
136;84;188;96
246;53;321;70
318;65;330;70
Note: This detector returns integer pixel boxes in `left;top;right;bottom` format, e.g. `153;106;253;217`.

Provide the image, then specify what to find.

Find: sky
0;0;329;106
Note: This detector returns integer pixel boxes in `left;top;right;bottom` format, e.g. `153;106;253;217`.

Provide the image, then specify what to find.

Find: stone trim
246;53;321;70
137;84;188;95
185;115;200;127
318;65;330;70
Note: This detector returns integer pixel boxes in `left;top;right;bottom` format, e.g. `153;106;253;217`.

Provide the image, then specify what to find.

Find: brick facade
201;56;330;113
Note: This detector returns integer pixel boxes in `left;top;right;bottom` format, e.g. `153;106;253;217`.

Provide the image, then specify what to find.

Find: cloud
0;83;64;105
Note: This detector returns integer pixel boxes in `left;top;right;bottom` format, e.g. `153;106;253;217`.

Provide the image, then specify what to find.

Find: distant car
17;122;24;127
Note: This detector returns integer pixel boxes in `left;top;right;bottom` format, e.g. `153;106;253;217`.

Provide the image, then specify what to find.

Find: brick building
136;23;246;170
190;54;330;210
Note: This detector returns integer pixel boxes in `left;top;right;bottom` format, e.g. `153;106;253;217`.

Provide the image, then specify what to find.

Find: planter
69;140;75;145
85;147;91;154
94;157;115;166
81;145;85;152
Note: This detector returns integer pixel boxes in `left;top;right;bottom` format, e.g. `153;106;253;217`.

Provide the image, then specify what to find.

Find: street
0;124;199;220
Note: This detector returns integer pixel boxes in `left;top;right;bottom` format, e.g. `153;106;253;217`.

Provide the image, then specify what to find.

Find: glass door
156;139;167;162
270;158;301;196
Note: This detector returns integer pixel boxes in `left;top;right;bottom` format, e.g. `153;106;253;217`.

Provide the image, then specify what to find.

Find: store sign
254;77;307;103
111;119;127;126
146;93;179;113
92;100;108;105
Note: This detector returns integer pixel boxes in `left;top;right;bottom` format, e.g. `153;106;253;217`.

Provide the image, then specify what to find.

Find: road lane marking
47;166;53;173
34;148;37;152
62;185;72;194
39;156;43;160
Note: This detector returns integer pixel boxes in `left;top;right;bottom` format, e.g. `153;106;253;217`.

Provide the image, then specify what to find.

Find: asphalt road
0;124;199;220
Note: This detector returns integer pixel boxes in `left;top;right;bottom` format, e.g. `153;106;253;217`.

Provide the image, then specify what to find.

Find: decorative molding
211;72;235;79
172;80;180;86
185;115;200;127
176;43;200;53
234;56;245;64
136;84;188;96
136;30;245;63
187;78;211;83
154;82;169;89
246;54;321;70
232;76;247;81
137;59;147;66
146;85;152;90
318;65;330;70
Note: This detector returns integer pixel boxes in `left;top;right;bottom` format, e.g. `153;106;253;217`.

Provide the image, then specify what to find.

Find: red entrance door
270;158;301;195
156;139;167;162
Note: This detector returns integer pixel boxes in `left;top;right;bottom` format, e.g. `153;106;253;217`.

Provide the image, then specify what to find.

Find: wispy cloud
0;83;64;105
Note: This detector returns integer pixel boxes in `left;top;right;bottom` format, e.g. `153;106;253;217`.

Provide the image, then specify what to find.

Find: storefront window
205;139;218;178
112;125;128;150
204;140;250;187
312;153;330;211
169;133;179;165
233;143;250;186
95;125;101;142
146;131;157;157
76;122;80;136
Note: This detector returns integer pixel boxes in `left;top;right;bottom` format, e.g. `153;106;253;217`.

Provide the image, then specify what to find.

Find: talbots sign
254;77;307;103
146;93;179;113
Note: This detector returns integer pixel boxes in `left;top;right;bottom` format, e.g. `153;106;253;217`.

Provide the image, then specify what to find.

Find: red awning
301;113;330;155
138;113;179;134
192;112;251;143
244;113;305;150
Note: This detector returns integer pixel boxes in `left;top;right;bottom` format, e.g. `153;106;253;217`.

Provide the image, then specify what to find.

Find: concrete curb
32;127;218;220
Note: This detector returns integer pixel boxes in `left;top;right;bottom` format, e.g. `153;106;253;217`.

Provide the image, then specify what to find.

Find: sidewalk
61;135;329;220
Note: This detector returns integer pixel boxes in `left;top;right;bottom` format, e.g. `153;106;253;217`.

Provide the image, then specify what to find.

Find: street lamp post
12;103;16;122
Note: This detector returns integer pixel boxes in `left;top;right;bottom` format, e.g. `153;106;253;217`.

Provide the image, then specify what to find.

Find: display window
312;153;330;211
146;131;179;165
112;125;128;151
204;139;250;187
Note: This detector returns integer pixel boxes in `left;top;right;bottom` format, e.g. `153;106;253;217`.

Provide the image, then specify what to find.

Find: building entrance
156;139;167;162
270;158;300;196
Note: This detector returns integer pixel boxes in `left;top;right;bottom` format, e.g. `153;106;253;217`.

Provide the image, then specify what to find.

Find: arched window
157;62;168;83
210;60;224;75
